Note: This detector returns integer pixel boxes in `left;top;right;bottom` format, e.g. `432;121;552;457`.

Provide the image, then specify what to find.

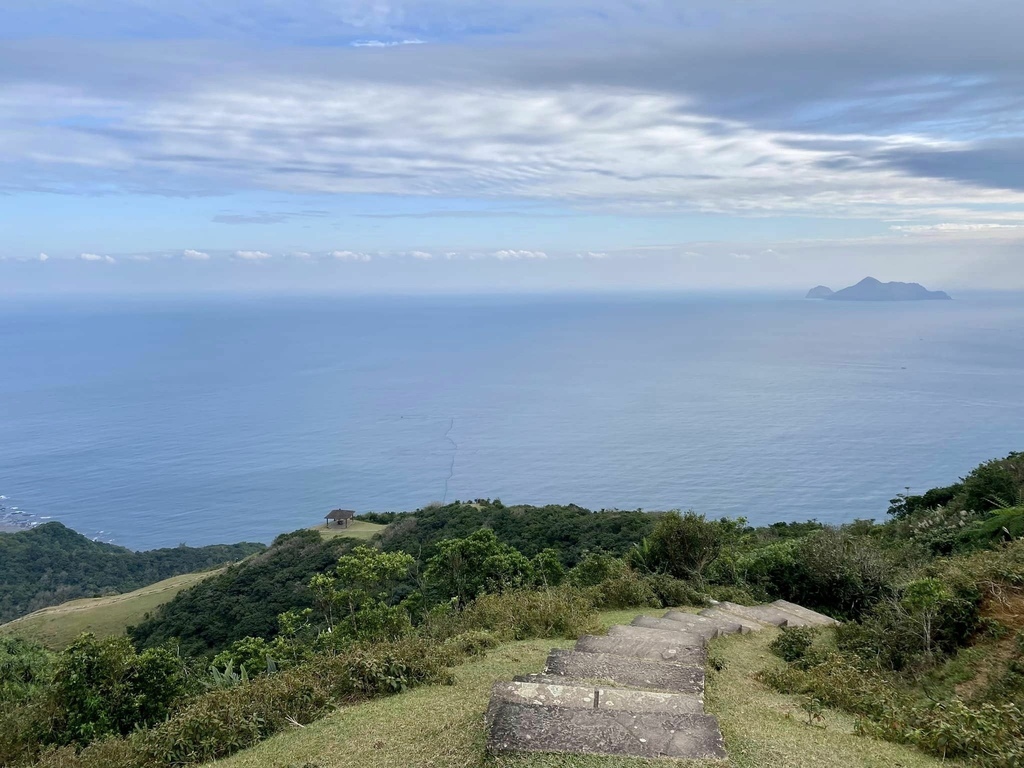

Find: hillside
0;523;265;623
205;611;954;768
2;453;1022;768
128;529;358;656
0;570;219;650
379;502;656;564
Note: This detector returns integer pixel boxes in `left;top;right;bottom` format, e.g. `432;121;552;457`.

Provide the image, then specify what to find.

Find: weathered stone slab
545;649;705;694
607;624;706;647
494;681;704;715
715;602;797;627
699;607;767;633
770;600;841;626
663;610;749;635
632;615;721;640
487;701;727;759
576;634;705;665
491;681;596;709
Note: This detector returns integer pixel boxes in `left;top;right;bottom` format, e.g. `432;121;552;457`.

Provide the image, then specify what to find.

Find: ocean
1;291;1021;550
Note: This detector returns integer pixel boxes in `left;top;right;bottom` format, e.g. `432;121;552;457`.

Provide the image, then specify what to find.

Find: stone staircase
485;599;839;761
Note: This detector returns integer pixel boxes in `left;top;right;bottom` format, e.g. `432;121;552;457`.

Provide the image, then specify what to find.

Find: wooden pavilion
325;509;356;528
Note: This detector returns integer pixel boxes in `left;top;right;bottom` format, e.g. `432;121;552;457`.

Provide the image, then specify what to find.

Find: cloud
890;223;1024;233
234;250;272;260
351;39;426;48
732;253;752;260
494;250;548;260
330;250;371;261
576;251;608;259
37;252;49;262
80;252;115;263
410;250;433;260
212;210;329;225
183;249;210;260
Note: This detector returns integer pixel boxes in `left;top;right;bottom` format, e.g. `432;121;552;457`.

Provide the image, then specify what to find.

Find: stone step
698;607;768;633
491;681;704;715
716;601;808;627
486;701;727;759
575;634;706;665
607;624;706;647
663;610;750;635
632;615;722;640
770;600;841;626
545;649;704;694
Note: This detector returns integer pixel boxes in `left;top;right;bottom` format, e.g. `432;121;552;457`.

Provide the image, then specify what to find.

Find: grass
315;520;387;542
206;609;958;768
0;570;219;649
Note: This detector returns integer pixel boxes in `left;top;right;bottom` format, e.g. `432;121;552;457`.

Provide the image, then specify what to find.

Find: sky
1;0;1023;294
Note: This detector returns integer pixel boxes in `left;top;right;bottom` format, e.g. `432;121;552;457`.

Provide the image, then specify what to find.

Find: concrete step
698;607;769;633
545;649;705;694
575;634;706;665
486;701;727;759
770;600;841;626
663;610;749;635
491;681;704;715
607;624;706;647
716;601;808;627
632;615;722;640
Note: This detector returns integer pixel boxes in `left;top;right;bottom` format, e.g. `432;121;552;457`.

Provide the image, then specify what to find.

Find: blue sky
2;0;1023;293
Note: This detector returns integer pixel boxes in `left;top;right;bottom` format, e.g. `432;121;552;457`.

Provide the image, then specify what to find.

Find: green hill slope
206;615;954;768
0;523;265;623
0;570;220;650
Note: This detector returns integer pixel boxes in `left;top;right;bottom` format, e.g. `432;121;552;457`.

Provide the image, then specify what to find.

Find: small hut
325;509;356;529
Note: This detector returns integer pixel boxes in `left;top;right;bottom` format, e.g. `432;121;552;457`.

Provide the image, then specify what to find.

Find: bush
568;551;627;588
770;626;819;664
454;587;599;640
641;511;737;583
642;573;708;608
584;573;660;610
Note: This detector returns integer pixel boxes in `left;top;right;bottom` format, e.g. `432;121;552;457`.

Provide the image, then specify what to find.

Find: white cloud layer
494;249;548;260
234;250;272;260
183;248;210;260
330;250;372;261
80;252;115;263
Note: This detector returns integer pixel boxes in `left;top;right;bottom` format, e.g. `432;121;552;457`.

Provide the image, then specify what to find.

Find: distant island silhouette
806;277;952;301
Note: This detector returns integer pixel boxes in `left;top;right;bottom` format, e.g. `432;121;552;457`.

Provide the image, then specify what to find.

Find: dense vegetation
128;530;354;657
378;500;656;563
1;451;1022;767
0;524;264;624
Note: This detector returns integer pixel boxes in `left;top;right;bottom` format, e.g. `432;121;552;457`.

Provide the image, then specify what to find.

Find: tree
901;578;952;659
423;529;533;607
51;635;193;745
309;546;414;639
644;511;735;584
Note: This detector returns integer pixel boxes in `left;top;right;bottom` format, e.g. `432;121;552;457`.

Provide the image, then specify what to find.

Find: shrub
51;635;196;746
770;626;819;664
0;636;53;703
455;587;599;640
642;573;708;608
584;573;660;610
641;511;737;584
568;551;627;588
423;529;533;607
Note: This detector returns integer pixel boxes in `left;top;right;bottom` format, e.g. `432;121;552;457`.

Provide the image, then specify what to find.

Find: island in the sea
806;277;952;301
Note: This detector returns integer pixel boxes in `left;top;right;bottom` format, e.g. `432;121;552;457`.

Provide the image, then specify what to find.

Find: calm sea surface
1;292;1021;550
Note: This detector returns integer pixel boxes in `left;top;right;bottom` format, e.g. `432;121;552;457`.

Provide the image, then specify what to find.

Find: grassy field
315;519;387;542
207;610;957;768
0;570;219;649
